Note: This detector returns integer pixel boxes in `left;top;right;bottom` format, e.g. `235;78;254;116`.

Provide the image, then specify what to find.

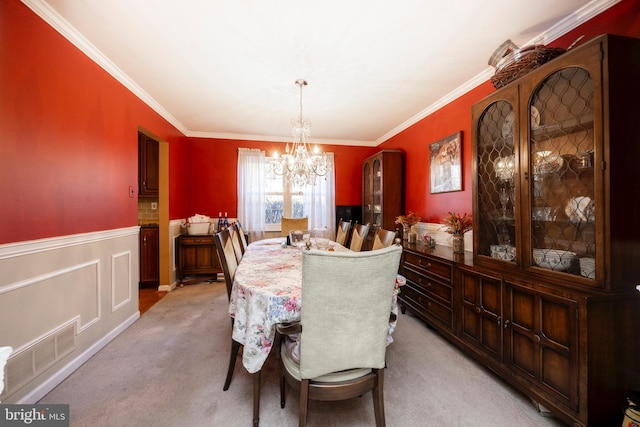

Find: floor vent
2;322;76;399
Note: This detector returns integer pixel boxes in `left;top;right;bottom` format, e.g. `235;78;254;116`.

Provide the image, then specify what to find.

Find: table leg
252;370;261;427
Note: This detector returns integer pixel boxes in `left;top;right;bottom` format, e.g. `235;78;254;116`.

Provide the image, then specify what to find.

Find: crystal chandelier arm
267;79;331;186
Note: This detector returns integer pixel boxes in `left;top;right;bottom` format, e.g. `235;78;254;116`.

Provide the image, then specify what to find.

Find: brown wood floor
139;287;167;315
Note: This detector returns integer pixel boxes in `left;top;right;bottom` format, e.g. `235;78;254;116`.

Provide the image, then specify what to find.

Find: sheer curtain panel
304;152;336;236
237;148;266;233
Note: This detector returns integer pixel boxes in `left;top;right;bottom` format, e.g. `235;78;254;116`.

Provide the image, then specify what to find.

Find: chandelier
268;79;330;187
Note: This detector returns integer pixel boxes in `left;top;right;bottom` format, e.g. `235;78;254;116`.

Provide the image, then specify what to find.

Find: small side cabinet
176;234;221;283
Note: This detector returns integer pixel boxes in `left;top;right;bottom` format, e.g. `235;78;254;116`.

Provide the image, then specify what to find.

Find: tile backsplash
138;197;159;223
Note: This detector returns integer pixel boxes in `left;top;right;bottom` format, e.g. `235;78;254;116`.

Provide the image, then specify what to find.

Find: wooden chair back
232;222;248;254
228;224;243;263
372;228;397;250
335;218;352;247
349;222;370;252
364;224;380;251
214;228;238;300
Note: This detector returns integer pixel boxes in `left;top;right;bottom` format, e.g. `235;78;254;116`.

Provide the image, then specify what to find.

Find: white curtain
237;148;266;233
304;152;336;237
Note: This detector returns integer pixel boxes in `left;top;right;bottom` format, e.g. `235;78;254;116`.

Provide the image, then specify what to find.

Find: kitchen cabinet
176;234;221;283
362;150;404;232
139;226;159;287
138;133;159;196
469;34;640;426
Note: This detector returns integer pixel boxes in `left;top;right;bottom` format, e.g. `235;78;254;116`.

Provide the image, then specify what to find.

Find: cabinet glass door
372;158;382;226
363;161;372;224
527;66;595;279
476;99;517;263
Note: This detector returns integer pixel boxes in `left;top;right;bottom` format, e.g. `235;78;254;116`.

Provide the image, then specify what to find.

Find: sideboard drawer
403;266;452;306
401;285;452;328
179;236;214;245
403;252;452;281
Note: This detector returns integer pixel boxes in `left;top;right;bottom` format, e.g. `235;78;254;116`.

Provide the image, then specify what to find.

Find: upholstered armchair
276;244;402;426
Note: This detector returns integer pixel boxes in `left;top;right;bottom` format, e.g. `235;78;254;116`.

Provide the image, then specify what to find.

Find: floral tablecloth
228;237;404;373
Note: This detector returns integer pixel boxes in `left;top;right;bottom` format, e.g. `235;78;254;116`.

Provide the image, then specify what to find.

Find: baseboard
16;311;140;404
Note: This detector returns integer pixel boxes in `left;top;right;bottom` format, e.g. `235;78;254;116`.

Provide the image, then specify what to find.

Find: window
237;148;336;235
264;176;306;232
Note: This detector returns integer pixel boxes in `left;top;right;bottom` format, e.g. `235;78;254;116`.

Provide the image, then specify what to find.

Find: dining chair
364;224;380;251
281;217;309;237
229;224;244;263
349;222;370;252
276;244;403;427
233;221;249;254
371;228;398;250
335;218;352;247
214;229;243;389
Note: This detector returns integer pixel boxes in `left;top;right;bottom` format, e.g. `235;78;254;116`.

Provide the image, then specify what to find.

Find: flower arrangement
395;211;421;227
442;211;472;235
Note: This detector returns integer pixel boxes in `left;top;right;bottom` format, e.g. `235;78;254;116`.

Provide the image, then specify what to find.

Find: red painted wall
0;0;184;244
2;0;640;244
172;138;372;219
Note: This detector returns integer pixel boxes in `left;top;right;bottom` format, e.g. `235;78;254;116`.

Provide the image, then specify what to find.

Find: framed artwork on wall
429;131;462;194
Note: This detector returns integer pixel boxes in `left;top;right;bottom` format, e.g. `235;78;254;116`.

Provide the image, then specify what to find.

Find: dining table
228;237;404;374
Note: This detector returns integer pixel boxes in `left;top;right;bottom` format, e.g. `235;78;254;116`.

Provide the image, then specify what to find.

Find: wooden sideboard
399;240;640;427
401;35;640;427
176;234;221;283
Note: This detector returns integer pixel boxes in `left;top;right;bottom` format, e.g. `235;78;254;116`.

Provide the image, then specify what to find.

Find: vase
452;234;464;253
402;224;410;240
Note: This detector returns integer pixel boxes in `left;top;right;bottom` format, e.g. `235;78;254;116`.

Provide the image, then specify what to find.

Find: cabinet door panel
505;283;578;409
138;133;159;196
459;269;503;360
140;228;159;285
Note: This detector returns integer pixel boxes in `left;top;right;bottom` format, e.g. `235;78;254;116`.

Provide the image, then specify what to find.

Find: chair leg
372;369;386;427
299;379;309;427
279;371;286;408
223;339;241;391
252;371;261;427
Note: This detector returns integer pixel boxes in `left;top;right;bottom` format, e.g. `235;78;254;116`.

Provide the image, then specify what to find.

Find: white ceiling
25;0;614;146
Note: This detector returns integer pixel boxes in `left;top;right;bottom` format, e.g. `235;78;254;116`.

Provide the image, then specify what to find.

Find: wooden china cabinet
469;34;640;426
362;150;404;231
400;34;640;427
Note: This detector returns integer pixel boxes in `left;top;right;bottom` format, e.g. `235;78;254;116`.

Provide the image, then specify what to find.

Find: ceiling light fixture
268;79;330;187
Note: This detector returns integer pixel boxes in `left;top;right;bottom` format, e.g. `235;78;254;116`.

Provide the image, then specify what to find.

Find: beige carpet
39;281;567;426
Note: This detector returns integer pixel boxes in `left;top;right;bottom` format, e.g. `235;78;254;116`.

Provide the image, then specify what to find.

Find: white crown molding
185;130;377;147
0;226;139;260
375;0;620;144
22;0;620;146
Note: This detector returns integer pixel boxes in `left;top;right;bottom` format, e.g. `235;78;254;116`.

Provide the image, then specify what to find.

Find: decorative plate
534;151;563;175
